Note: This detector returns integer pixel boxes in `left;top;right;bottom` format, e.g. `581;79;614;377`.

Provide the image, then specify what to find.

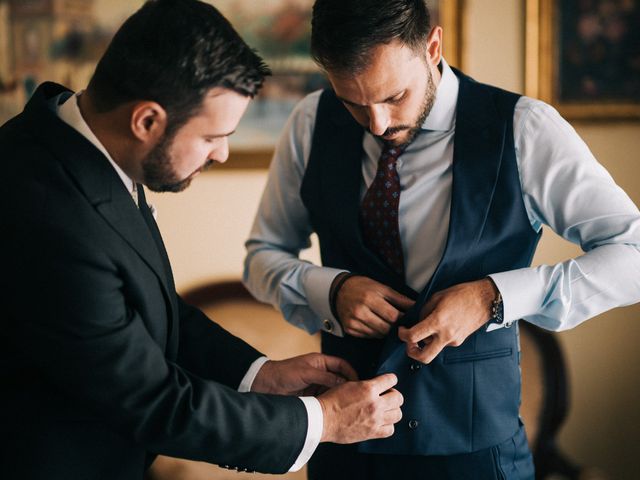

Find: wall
0;2;9;81
150;1;639;477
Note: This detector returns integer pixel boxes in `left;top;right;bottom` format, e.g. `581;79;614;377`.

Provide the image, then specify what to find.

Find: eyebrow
336;90;405;107
204;130;236;139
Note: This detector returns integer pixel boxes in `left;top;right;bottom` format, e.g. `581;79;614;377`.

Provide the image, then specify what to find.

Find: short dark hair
311;0;431;74
87;0;270;128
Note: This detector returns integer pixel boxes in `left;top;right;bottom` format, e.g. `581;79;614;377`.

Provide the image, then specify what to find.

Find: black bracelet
329;272;357;324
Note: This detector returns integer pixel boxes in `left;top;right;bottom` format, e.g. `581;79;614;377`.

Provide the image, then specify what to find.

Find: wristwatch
490;292;508;327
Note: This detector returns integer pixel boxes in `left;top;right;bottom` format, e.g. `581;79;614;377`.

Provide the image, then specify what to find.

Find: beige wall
151;0;640;477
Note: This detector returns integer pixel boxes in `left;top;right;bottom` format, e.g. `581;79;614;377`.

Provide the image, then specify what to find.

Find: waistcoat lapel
312;90;412;295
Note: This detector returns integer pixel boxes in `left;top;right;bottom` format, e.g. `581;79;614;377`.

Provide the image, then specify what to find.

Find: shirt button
323;319;333;332
409;362;422;372
408;419;419;430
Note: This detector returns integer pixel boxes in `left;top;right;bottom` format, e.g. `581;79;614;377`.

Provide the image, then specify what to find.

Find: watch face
491;297;504;324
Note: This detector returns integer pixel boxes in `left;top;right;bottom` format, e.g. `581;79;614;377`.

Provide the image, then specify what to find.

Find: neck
77;92;142;182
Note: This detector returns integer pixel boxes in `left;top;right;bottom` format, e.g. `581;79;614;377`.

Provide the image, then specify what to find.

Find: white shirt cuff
303;267;347;337
489;269;544;324
289;396;323;472
237;356;270;393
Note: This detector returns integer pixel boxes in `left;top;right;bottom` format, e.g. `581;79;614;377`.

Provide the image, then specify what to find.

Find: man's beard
142;130;199;193
379;66;437;147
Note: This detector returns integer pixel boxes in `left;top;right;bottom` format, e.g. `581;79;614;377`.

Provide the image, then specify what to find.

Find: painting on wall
211;0;324;163
0;0;466;168
526;0;640;120
214;0;464;167
0;0;117;125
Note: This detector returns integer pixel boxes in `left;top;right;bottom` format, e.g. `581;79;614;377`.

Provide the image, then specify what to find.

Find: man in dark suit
0;1;404;479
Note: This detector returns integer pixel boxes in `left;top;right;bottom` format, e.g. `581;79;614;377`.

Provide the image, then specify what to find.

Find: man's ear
426;26;443;67
130;101;167;144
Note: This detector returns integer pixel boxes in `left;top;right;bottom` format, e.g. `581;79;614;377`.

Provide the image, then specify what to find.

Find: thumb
397;326;412;343
322;355;359;381
367;373;398;394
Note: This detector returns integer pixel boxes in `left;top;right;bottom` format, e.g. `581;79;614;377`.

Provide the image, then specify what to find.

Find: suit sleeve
7;212;307;474
176;296;264;388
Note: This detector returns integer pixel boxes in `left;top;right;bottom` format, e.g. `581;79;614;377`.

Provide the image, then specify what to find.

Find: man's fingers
398;323;435;345
380;388;404;408
383;288;415;311
376;424;395;438
382;408;403;426
370;300;404;326
321;355;359;381
302;369;346;389
359;312;394;336
367;373;398;394
346;318;386;338
406;336;448;364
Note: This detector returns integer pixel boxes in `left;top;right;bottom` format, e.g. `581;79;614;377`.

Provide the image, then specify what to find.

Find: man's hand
398;278;497;364
318;373;403;443
334;275;414;338
251;353;358;396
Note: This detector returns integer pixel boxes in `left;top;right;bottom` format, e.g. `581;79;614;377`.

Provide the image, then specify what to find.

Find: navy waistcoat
300;69;541;455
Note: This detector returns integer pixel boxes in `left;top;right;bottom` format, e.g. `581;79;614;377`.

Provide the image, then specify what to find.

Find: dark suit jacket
0;83;308;479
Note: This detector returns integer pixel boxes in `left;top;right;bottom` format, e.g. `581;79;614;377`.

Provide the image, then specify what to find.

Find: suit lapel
24;84;173;300
138;186;179;356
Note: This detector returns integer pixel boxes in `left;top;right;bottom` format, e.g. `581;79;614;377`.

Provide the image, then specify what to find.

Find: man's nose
210;138;229;164
368;105;389;136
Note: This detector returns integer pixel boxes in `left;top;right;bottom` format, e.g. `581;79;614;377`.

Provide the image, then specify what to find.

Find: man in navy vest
244;0;640;478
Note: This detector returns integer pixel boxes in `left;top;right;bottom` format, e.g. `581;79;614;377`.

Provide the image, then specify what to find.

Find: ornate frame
525;0;640;121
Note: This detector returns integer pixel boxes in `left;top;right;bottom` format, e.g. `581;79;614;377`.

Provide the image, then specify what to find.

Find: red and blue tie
359;144;405;277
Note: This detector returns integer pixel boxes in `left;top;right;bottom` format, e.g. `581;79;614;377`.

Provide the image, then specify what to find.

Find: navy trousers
308;424;534;480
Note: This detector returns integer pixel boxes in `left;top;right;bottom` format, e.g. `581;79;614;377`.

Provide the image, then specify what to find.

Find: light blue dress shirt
244;59;640;336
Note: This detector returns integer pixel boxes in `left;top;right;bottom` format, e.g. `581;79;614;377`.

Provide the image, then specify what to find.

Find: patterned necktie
359;144;405;276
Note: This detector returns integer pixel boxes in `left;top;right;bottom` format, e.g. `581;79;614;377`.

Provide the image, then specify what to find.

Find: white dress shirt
244;59;640;336
56;92;321;471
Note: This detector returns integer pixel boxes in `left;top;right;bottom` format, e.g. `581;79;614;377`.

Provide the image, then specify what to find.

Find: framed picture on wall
217;0;466;169
0;0;466;169
525;0;640;121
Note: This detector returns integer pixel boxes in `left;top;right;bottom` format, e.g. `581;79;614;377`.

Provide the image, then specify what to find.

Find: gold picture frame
525;0;640;121
439;0;465;71
222;0;466;170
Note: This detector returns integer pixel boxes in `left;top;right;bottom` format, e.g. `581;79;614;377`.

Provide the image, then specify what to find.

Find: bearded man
243;0;640;478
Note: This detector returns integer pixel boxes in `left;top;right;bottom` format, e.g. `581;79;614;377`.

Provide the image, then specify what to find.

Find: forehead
182;87;250;131
327;41;425;103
